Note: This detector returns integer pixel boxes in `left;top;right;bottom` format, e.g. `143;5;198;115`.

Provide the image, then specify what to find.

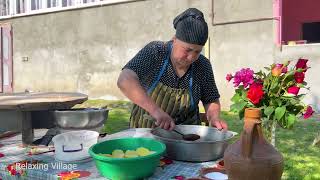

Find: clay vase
224;108;284;180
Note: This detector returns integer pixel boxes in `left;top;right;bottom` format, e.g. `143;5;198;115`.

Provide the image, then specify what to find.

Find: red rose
295;58;308;72
294;72;305;83
287;86;300;96
247;82;264;104
226;73;233;82
0;153;4;158
303;106;314;119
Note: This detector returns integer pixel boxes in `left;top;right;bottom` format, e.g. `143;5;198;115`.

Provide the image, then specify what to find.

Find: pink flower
272;64;283;76
226;73;233;82
287;86;300;96
294;72;305;83
282;66;288;73
0;153;4;158
303;106;314;119
233;68;254;88
295;58;308;72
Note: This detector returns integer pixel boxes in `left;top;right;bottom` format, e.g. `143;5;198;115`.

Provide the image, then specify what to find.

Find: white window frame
0;0;11;16
0;0;143;20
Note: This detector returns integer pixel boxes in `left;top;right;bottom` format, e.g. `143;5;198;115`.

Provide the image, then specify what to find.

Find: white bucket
52;130;99;162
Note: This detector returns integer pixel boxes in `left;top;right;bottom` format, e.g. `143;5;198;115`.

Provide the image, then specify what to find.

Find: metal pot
151;125;236;162
53;108;109;129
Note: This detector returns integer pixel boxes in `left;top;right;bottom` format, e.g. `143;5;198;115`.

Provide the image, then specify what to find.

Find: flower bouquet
226;58;315;145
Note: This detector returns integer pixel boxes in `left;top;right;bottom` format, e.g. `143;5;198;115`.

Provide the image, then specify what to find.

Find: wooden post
22;111;33;145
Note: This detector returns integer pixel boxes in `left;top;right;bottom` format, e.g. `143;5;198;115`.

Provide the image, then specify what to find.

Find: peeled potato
112;149;124;158
136;147;151;156
124;150;139;158
102;147;155;158
99;153;112;157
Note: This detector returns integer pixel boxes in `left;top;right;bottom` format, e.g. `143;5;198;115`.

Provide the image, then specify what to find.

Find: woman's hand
151;109;176;130
204;101;228;131
210;118;228;130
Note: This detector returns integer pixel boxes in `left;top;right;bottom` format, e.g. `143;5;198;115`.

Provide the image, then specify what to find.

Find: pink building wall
282;0;320;42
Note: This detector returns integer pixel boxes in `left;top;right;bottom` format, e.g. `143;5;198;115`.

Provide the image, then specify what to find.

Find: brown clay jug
224;108;284;180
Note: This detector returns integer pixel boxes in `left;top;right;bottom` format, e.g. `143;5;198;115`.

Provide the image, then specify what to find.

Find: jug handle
241;118;260;158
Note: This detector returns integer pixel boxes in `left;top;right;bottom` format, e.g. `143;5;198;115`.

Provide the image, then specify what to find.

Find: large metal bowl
151;125;236;162
53;108;109;129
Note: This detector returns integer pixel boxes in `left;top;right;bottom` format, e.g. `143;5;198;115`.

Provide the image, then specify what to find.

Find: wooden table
0;92;88;145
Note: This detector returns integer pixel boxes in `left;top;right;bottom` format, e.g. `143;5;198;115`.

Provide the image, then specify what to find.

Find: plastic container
52;130;99;162
89;137;166;180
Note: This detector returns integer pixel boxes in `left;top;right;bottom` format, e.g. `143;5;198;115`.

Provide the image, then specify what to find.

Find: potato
112;149;124;158
101;147;155;158
136;147;151;156
124;150;139;158
99;153;112;157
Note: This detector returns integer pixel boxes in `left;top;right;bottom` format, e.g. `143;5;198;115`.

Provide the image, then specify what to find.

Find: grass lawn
76;100;320;180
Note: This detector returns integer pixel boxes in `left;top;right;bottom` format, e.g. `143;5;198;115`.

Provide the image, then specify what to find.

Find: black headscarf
173;8;208;46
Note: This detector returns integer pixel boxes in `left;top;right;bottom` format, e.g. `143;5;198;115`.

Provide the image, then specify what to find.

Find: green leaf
230;101;247;113
275;99;282;106
289;98;300;105
297;94;306;100
255;71;264;77
231;93;241;103
270;81;278;90
241;91;248;99
264;106;275;117
235;86;244;93
287;113;296;128
239;109;245;120
296;68;304;72
275;106;286;121
264;67;271;71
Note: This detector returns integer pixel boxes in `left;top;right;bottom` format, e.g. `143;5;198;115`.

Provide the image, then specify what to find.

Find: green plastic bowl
89;137;166;180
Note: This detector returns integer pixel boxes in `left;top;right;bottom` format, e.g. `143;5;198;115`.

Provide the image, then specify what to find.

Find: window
302;22;320;43
0;0;126;18
0;0;10;16
83;0;97;3
62;0;76;7
47;0;59;8
16;0;26;14
282;0;320;44
31;0;41;10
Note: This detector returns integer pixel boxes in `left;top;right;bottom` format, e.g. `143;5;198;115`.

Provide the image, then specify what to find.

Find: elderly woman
117;8;227;131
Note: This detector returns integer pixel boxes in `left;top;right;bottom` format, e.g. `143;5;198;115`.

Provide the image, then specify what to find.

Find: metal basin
151;125;236;162
53;108;109;129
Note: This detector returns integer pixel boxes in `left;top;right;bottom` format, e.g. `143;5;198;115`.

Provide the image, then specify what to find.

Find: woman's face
171;37;203;68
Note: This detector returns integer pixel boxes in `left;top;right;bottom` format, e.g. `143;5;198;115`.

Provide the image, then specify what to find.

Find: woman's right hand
151;109;176;130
